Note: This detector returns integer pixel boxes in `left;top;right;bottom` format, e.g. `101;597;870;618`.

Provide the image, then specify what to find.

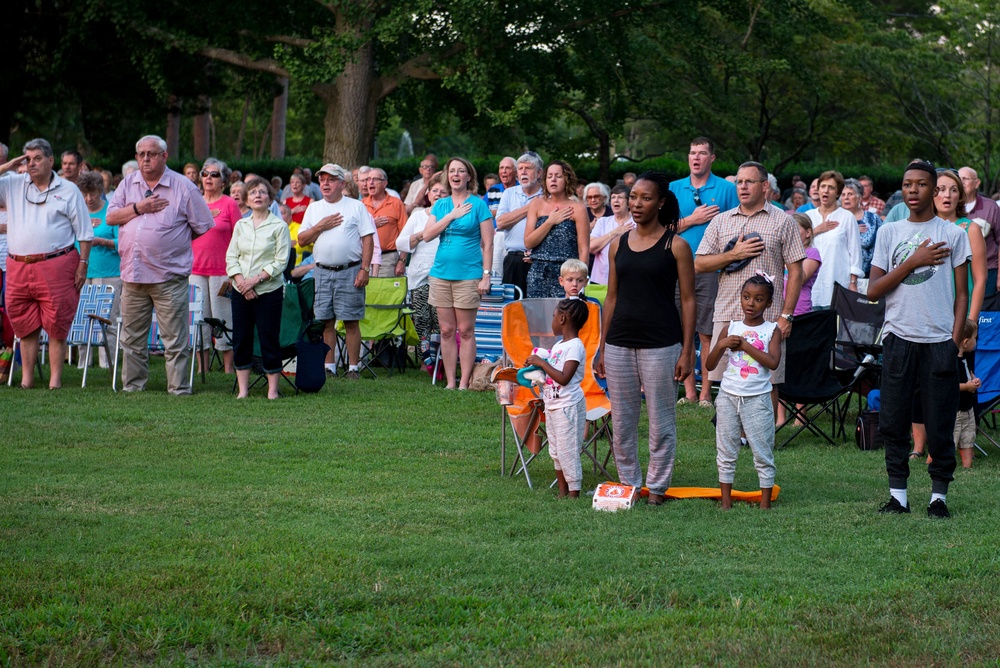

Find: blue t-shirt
669;173;738;257
83;202;120;278
796;201;816;213
429;195;493;281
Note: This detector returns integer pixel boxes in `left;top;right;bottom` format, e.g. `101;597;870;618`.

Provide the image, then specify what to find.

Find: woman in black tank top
595;172;696;505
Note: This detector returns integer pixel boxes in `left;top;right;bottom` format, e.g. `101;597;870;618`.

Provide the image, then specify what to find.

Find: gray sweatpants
604;343;681;495
715;389;776;488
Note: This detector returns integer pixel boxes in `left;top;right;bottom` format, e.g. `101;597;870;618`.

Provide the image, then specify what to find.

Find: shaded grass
2;362;999;666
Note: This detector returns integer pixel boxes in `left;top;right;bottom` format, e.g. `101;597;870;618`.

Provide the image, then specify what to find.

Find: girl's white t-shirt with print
721;320;777;396
542;337;586;409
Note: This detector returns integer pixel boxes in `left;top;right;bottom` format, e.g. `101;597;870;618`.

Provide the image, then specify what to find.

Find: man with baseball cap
296;163;375;380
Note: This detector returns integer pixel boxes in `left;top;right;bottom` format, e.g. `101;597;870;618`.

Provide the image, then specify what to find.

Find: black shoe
927;499;951;519
878;498;911;514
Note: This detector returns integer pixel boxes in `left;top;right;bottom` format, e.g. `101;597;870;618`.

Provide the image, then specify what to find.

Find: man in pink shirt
107;135;214;394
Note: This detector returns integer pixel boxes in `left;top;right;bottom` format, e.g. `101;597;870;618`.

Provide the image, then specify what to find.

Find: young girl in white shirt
706;274;783;509
526;298;590;498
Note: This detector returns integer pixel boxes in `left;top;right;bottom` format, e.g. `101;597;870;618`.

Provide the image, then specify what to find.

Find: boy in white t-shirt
525;298;590;497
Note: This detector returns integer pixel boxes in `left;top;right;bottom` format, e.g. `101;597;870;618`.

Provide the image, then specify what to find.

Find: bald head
959;167;980;204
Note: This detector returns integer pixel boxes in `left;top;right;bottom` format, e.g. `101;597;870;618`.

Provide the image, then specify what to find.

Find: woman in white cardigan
806;170;863;308
395;173;445;356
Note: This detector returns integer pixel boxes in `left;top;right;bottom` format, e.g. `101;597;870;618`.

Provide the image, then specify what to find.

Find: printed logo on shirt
726;328;766;379
891;232;937;286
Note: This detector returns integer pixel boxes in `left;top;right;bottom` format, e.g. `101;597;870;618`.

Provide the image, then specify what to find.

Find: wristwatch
483;270;490;275
780;313;794;322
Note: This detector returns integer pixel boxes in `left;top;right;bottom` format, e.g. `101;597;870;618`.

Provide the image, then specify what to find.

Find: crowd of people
1;133;998;516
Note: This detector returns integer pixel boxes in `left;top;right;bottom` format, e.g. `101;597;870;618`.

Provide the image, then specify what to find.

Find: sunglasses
201;170;221;178
693;190;703;206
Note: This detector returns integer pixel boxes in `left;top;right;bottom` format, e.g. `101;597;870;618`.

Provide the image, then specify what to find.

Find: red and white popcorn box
592;482;639;512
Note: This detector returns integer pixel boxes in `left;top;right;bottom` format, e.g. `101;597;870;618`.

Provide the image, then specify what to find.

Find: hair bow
755;270;775;284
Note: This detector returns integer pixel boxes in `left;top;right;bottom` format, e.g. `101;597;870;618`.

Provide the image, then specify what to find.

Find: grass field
2;361;999;666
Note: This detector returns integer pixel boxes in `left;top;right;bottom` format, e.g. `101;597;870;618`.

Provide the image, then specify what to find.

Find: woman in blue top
422;157;495;389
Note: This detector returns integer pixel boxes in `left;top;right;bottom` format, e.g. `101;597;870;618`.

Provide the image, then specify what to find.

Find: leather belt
316;260;361;272
9;245;76;264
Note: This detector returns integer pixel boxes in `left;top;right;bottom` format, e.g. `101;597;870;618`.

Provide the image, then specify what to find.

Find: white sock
890;488;908;507
325;363;336;372
930;493;946;505
348;365;359;372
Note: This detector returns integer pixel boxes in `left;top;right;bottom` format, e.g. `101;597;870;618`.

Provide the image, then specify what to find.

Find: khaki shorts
708;320;786;384
954;408;976;449
429;277;481;310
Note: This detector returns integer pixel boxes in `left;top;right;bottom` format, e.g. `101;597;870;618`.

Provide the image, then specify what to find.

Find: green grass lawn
2;361;999;666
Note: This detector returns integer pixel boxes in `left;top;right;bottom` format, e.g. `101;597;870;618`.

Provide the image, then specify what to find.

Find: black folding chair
831;284;884;417
777;310;853;448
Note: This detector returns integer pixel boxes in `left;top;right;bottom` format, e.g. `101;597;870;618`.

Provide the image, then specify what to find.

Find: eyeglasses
136;151;164;159
201;171;221;178
692;190;703;206
935;167;958;175
735;179;761;187
369;177;386;182
25;186;50;205
419;163;434;170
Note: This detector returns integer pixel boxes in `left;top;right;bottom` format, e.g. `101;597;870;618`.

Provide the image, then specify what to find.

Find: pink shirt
109;168;215;283
192;195;240;276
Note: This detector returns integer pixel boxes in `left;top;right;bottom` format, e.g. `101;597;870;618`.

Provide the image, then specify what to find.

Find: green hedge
170;156;906;198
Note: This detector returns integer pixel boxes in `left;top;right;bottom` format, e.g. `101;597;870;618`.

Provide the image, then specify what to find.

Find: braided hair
556;298;590;331
742;273;775;302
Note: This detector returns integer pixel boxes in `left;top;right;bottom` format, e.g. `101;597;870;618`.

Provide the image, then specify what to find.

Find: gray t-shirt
871;216;971;343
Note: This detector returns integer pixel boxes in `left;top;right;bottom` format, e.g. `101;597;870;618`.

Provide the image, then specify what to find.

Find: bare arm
968;229;987;322
673;237;696;382
704;333;732;372
574;204;590;263
868;240;950;300
526;357;580;387
496;202;531;231
953;262;969;346
595;237;620;378
422;202;472;242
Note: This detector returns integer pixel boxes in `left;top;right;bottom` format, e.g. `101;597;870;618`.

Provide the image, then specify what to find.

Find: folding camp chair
339;277;418;378
6;284;116;388
71;284;116;388
432;282;522;385
777;309;853;448
975;293;1000;454
236;282;308;395
111;284;205;392
831;284;885;416
496;298;614;487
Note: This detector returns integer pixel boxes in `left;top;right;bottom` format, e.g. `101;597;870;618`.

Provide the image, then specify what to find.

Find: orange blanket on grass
639;486;781;502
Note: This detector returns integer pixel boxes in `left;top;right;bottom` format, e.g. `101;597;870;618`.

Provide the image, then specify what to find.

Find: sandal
699;399;714;409
676;397;694;405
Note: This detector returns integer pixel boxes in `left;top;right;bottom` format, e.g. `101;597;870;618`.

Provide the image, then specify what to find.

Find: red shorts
5;250;81;340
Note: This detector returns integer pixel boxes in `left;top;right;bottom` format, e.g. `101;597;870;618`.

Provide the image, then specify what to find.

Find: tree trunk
193;95;211;160
235;94;250;159
165;94;181;157
271;77;288;159
314;41;378;166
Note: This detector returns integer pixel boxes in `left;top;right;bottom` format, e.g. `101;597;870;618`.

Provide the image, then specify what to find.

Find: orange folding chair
497;298;615;488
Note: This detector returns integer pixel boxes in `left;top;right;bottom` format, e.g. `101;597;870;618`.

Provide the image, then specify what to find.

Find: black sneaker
927;499;951;519
878;498;911;514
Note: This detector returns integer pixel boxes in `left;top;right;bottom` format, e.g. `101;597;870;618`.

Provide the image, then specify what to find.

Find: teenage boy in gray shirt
868;160;971;519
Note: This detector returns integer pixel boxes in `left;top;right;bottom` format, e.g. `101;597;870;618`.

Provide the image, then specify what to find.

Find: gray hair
358;165;372;175
500;156;517;169
372;168;387;181
77;171;105;196
135;135;168;153
0;142;8;161
584;182;610;201
23;138;54;158
121;160;139;175
843;178;863;197
516;152;543;172
202;157;231;183
767;173;778;193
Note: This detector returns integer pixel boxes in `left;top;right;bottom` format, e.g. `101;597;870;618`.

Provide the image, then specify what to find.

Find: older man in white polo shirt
0;138;92;389
495;152;544;296
297;163;376;380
